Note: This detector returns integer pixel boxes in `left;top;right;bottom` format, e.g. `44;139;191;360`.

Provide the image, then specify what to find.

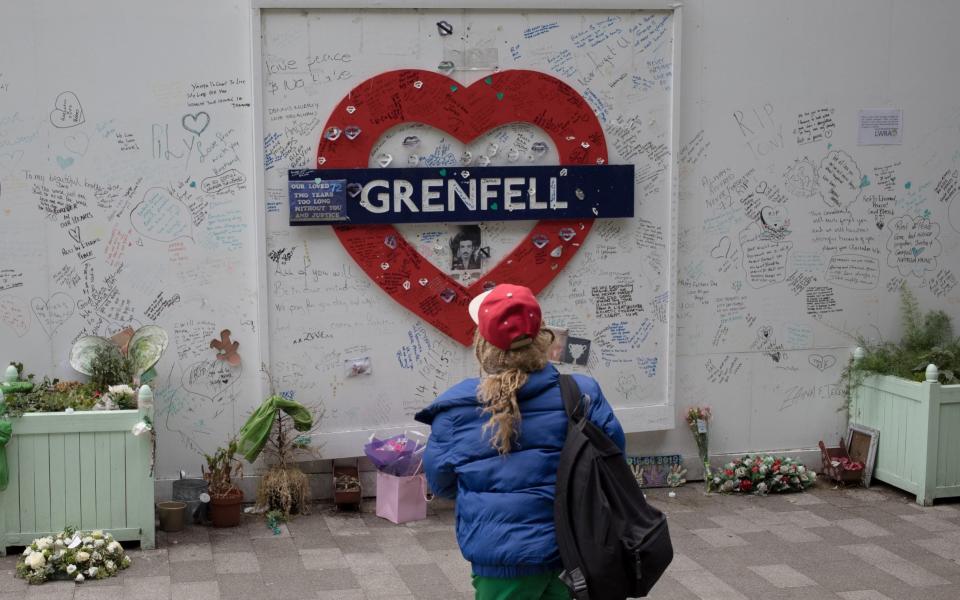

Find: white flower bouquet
16;528;131;584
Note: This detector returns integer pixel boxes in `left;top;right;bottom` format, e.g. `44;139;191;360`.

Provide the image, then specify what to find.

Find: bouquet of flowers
685;406;712;491
364;431;426;477
712;454;816;495
16;528;131;584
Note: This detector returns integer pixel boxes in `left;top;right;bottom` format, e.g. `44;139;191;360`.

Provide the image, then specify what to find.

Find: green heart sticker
439;168;447;176
490;202;498;210
450;85;458;92
496;92;505;101
484;76;493;85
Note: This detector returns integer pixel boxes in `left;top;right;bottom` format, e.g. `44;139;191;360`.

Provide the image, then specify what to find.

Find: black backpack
554;375;673;599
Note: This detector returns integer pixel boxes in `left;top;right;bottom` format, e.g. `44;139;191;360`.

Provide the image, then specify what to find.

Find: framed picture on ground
846;424;880;488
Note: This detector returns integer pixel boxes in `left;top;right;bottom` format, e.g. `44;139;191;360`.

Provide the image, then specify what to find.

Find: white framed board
252;1;682;457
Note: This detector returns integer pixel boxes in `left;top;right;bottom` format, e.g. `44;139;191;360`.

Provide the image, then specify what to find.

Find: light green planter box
0;404;155;554
850;368;960;506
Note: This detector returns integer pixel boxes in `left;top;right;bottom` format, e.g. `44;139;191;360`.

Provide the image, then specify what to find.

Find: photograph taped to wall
546;326;569;363
450;225;482;272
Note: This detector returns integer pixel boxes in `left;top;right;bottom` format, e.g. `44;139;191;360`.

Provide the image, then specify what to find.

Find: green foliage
203;439;243;497
88;346;134;393
842;286;960;409
4;378;101;417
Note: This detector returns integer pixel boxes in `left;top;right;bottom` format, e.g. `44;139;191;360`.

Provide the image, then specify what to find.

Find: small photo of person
450;225;482;271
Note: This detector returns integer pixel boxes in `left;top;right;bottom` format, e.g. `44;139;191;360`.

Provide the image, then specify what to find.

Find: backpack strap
558;374;585;423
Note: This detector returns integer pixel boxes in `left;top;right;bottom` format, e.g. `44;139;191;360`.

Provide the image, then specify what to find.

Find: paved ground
1;482;959;599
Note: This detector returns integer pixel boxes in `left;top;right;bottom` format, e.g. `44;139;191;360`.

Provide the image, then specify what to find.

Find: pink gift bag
376;471;428;524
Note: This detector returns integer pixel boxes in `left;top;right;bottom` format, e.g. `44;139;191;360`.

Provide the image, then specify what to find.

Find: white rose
83;537;93;544
107;541;122;553
92;551;102;562
67;564;77;574
76;551;90;563
105;560;116;571
87;566;98;577
797;465;806;474
759;465;767;474
22;547;30;556
75;574;85;583
108;384;134;396
92;530;104;539
94;539;104;548
35;539;50;551
25;552;45;570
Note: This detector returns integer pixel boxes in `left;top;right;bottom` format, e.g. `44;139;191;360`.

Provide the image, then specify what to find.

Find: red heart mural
317;69;608;346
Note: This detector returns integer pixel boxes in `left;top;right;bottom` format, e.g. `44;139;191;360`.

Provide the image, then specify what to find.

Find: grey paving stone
706;514;767;533
217;573;266;599
690;527;750;547
748;564;818;588
901;513;960;533
315;590;365;600
395;563;459;599
914;537;960;563
23;580;76;598
262;572;324;600
301;547;347;570
767;525;824;543
213;550;260;574
123;575;172;600
312;567;360;590
334;532;383;554
668;568;749;599
169;559;216;583
837;591;894;600
123;549;171;579
833;518;892;538
171;581;219;600
168;543;213;563
74;585;126;600
412;530;461;551
841;543;951;587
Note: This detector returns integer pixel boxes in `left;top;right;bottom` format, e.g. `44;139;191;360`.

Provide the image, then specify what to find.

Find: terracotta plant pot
209;487;243;527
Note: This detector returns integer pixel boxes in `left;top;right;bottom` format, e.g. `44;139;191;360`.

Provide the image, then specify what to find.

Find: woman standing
416;284;625;600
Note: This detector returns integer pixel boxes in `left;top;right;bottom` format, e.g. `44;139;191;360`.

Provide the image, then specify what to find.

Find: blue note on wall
288;178;347;223
287;164;634;226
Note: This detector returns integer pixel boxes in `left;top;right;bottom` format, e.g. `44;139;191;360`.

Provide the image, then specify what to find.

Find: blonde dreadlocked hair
474;327;554;455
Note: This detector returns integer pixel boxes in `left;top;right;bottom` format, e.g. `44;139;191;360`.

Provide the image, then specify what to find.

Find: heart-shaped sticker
316;69;606;345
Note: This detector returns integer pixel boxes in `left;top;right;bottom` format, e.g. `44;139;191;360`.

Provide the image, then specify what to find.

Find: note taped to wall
858;109;902;145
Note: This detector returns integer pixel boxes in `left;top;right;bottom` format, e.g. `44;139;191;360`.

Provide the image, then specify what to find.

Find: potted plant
843;286;960;505
0;349;162;553
236;369;321;520
203;439;244;527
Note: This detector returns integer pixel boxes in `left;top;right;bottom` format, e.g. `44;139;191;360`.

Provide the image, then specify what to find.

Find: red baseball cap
468;284;542;351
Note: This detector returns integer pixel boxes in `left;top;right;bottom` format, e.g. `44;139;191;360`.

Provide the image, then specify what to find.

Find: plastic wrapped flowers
711;454;816;495
16;528;131;584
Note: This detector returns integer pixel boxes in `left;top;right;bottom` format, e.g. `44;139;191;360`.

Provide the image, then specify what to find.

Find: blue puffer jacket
414;364;625;578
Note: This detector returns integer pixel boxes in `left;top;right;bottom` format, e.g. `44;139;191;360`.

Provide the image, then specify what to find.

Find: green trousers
472;572;571;600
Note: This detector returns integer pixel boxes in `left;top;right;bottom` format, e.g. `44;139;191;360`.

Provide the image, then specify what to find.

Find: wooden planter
0;400;155;553
849;362;960;506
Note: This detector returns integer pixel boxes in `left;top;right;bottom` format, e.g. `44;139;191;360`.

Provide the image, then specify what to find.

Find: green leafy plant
3;378;101;417
203;439;243;498
70;325;168;386
88;347;134;393
841;286;959;408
